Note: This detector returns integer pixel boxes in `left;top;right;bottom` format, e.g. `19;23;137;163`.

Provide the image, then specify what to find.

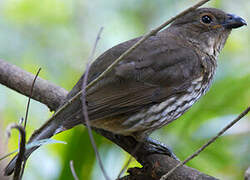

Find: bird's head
169;8;247;57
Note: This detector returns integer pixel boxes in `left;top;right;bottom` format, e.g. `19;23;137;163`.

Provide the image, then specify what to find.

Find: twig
18;118;24;150
6;123;26;180
160;106;250;180
45;0;211;135
70;160;79;180
81;27;110;180
23;68;41;129
15;68;41;178
17;117;25;179
0;151;17;161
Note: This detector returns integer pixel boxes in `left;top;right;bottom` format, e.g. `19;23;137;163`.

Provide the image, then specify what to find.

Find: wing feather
84;31;203;121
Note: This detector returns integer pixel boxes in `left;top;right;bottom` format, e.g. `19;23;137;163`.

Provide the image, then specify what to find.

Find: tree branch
0;59;68;111
120;154;218;180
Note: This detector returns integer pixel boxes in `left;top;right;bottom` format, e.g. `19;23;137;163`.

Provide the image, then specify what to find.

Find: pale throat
186;35;227;58
175;26;231;58
194;30;231;58
201;37;220;57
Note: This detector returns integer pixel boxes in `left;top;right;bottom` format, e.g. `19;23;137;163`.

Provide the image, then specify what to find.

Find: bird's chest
156;75;212;126
125;72;215;133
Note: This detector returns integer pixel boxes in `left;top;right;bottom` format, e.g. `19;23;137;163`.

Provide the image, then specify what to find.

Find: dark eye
201;15;212;24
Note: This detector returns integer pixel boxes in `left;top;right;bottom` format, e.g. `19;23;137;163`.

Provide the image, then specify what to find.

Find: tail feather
4;120;59;176
4;75;84;176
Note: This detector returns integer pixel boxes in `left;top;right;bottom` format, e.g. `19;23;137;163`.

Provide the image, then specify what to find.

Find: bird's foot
145;137;179;161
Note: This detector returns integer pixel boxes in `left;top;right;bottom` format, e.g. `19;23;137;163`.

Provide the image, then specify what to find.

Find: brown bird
5;8;246;175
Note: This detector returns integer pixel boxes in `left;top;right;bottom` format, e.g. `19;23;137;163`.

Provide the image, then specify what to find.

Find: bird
4;7;246;176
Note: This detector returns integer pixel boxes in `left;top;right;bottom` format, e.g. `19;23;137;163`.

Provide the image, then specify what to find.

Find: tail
4;75;84;176
4;104;83;176
4;118;61;176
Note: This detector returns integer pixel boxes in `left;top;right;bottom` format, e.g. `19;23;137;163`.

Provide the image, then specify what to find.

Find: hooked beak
222;14;247;29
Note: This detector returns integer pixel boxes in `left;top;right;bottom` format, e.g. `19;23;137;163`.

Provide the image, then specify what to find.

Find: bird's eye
201;15;212;24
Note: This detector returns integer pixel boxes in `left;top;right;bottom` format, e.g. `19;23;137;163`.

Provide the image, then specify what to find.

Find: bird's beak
222;14;247;29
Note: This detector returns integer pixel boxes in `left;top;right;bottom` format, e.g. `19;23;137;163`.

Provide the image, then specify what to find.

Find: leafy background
0;0;249;179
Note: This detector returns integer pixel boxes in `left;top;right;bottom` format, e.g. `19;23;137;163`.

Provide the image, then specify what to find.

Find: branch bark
120;154;218;180
0;59;218;180
0;59;68;111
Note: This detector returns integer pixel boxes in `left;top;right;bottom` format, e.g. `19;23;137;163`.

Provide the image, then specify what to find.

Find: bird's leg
145;137;179;161
92;128;179;165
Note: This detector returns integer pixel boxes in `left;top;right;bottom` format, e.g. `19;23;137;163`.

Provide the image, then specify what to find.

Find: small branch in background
0;152;17;162
23;68;41;129
18;68;41;178
70;160;79;180
17;117;25;179
6;124;26;180
160;106;250;180
81;27;110;180
18;118;24;151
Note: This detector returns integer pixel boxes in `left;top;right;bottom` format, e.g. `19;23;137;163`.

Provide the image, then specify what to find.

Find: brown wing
84;31;203;121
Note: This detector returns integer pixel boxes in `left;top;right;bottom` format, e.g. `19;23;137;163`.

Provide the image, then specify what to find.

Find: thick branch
120;154;218;180
0;59;68;111
0;59;217;180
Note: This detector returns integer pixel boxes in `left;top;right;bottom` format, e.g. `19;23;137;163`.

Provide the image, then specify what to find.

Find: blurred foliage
0;0;249;180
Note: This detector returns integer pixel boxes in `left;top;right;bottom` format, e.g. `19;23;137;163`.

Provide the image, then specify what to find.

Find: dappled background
0;0;249;179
